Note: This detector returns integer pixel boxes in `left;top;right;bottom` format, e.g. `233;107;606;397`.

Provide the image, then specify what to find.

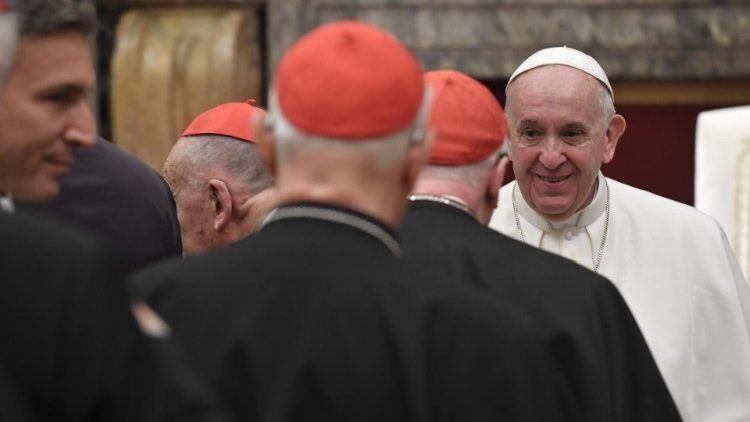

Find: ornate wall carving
268;0;750;80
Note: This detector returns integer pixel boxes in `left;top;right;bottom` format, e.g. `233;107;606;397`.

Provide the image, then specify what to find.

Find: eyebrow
35;82;91;98
516;118;541;128
562;122;589;131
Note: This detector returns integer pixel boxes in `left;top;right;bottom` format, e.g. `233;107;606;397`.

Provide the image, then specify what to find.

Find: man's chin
12;179;61;203
531;199;576;222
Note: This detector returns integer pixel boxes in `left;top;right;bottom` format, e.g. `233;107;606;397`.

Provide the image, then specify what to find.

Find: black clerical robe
399;200;682;422
134;203;579;422
0;211;161;421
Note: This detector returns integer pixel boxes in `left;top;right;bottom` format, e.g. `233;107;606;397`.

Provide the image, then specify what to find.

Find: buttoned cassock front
491;172;750;422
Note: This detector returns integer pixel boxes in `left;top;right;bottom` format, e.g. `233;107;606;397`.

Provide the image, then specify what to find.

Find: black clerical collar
259;202;403;256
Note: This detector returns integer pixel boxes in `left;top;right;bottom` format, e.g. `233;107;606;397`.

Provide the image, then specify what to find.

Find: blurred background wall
95;0;750;207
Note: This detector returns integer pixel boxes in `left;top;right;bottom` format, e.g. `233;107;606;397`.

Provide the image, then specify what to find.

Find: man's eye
44;92;76;106
521;128;540;139
562;129;586;140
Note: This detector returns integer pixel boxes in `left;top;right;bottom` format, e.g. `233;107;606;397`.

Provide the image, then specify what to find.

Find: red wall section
603;105;714;206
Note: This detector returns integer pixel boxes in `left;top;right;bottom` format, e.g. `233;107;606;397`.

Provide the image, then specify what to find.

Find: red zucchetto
274;20;424;140
182;100;264;143
425;70;507;165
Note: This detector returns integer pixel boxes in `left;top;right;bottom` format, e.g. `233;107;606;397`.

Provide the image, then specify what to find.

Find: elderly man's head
503;47;626;222
0;0;97;202
164;101;276;255
254;21;433;228
412;69;509;225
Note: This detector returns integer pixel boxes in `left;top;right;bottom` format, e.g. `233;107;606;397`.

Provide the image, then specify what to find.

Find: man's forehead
9;33;94;94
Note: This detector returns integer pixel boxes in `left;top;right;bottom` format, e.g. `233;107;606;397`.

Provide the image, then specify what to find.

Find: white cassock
490;172;750;422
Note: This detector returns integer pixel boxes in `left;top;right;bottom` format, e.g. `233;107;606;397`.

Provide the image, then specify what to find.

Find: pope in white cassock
490;46;750;422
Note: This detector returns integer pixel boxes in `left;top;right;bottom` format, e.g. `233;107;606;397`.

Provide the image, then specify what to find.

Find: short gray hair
169;135;274;197
7;0;96;36
420;143;504;190
267;87;433;174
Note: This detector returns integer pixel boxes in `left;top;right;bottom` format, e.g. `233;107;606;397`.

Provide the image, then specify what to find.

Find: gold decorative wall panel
111;6;262;171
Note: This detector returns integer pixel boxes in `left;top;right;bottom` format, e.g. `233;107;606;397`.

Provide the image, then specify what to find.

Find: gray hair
0;13;17;86
420;143;505;190
168;135;274;197
505;68;616;126
267;87;433;175
7;0;96;36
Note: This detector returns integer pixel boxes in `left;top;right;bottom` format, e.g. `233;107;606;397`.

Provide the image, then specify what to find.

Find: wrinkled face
506;65;619;221
0;31;97;201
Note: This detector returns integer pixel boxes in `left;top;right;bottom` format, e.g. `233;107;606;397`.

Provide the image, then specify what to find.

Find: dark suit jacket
399;200;682;422
133;203;579;422
18;139;182;273
0;211;162;421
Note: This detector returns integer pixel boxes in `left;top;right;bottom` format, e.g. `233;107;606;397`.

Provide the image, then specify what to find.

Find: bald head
164;135;275;255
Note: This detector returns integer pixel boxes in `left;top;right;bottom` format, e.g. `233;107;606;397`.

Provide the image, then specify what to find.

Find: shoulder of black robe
16;138;182;273
0;211;169;421
398;201;682;422
0;213;167;421
0;361;32;422
131;204;580;422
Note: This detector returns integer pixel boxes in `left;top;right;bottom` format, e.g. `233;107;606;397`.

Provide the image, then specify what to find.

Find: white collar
515;171;607;231
0;194;14;214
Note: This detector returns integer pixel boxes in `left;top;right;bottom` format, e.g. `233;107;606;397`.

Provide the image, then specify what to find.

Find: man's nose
538;139;567;169
62;101;97;148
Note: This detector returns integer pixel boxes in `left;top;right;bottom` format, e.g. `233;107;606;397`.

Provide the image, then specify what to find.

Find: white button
564;230;573;240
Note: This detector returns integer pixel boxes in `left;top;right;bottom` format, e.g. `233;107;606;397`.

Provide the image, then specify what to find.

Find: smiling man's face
506;65;622;221
0;30;96;202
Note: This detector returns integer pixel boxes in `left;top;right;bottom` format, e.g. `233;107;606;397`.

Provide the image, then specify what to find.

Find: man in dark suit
18;138;183;273
0;1;222;420
134;21;578;422
399;69;681;422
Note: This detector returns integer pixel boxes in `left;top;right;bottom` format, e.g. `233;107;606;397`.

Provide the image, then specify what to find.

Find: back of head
416;70;507;196
166;101;275;255
7;0;96;37
172;100;273;197
263;21;432;226
268;21;430;166
272;20;426;141
424;69;506;168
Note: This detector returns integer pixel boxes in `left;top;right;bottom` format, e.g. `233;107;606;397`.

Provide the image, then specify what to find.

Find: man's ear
486;155;510;210
403;128;435;192
603;114;626;164
208;179;233;232
253;112;277;176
